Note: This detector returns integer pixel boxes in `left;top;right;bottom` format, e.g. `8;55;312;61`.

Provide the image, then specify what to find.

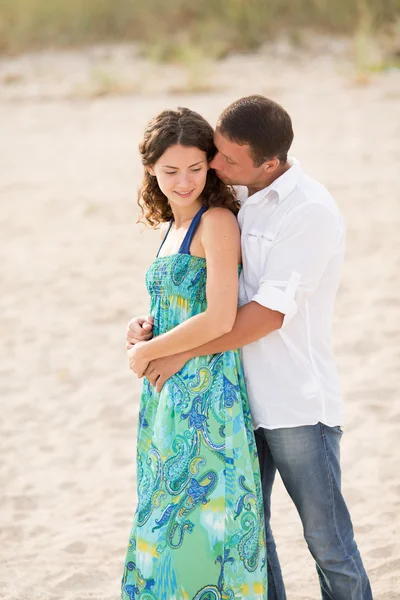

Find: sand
1;40;400;599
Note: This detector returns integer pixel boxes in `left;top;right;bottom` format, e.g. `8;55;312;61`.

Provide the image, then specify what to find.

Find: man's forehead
214;130;249;157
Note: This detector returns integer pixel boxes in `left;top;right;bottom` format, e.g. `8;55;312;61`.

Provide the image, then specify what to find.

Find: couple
121;96;372;600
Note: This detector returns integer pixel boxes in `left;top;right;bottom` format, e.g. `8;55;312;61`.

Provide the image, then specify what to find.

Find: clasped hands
126;316;186;392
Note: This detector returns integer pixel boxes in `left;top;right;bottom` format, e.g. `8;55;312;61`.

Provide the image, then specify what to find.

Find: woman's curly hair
138;107;240;227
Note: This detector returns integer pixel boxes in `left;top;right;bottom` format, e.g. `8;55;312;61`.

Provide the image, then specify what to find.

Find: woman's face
150;144;209;209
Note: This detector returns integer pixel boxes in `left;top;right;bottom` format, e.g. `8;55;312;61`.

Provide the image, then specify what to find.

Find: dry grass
0;0;399;56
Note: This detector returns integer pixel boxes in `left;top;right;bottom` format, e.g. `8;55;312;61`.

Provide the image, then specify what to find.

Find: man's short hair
217;95;294;166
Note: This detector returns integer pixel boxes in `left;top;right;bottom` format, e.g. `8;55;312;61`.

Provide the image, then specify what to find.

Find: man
127;95;372;600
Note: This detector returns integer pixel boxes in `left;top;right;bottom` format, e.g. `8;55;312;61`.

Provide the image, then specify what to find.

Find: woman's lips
174;190;195;198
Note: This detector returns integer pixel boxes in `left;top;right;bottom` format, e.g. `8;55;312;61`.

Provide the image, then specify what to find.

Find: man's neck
247;161;291;197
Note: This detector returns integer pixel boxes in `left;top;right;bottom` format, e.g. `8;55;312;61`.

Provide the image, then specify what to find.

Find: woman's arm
134;208;241;364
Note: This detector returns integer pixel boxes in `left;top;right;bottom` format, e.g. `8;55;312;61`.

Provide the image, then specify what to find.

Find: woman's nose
177;172;190;187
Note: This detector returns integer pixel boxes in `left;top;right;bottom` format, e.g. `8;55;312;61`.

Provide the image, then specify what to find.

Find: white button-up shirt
237;158;345;430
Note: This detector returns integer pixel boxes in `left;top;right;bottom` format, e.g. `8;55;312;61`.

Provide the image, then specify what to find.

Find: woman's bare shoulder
202;206;238;228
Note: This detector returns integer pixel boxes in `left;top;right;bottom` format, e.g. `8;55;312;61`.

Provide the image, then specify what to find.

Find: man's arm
143;302;282;391
186;301;283;358
143;201;342;390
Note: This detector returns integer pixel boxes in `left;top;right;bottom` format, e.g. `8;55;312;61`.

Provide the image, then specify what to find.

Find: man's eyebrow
161;161;205;169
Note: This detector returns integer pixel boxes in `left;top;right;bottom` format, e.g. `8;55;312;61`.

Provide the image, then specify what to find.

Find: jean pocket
331;425;343;435
320;423;343;437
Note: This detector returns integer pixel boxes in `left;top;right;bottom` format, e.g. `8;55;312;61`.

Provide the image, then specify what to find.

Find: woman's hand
127;342;150;378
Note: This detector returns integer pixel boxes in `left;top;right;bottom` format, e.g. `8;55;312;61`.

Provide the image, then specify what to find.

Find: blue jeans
255;423;373;600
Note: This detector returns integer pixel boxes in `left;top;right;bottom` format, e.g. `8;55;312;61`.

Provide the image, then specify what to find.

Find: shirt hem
253;419;343;431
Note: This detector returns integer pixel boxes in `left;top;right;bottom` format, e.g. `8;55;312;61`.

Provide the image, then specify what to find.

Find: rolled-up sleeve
252;202;343;327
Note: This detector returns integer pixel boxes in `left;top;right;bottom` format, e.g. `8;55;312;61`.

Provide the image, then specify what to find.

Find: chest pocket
246;230;276;245
242;229;277;285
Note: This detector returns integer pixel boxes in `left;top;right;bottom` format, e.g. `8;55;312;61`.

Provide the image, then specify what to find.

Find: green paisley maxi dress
121;206;267;600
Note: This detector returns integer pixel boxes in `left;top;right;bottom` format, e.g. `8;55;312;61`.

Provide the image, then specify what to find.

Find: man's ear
264;158;280;172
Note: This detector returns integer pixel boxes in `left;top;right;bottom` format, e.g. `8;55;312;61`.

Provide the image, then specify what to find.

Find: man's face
210;129;266;187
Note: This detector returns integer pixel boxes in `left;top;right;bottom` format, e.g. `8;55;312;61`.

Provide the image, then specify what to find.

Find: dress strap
156;219;174;258
178;205;207;255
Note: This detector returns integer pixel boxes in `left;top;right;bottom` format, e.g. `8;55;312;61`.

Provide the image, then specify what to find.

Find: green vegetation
0;0;399;57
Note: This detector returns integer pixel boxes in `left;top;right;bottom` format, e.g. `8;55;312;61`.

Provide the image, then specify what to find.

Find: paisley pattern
122;252;267;599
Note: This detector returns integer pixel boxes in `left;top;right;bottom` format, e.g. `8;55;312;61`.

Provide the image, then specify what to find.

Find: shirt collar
242;156;302;207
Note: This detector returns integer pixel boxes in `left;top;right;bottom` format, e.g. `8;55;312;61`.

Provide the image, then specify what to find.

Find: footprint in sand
65;541;88;554
366;544;395;559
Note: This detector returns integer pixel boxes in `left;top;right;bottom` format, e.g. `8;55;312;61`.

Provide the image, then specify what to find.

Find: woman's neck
170;200;203;229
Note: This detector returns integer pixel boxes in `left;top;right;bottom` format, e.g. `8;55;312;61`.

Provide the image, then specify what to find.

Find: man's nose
210;153;221;169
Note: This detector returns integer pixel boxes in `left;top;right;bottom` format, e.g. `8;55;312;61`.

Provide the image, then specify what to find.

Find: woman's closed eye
165;168;202;175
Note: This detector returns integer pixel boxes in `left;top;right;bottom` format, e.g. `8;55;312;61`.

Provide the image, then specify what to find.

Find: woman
122;107;267;599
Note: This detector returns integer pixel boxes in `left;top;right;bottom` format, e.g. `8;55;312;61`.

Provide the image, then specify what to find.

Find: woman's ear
147;166;156;176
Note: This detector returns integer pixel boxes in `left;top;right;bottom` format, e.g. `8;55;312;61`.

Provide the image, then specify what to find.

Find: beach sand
1;41;399;599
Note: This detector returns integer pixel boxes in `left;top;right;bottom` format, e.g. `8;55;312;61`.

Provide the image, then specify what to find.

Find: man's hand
126;315;154;349
144;353;190;393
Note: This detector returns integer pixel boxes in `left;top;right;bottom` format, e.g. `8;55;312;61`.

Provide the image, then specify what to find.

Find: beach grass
0;0;399;55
